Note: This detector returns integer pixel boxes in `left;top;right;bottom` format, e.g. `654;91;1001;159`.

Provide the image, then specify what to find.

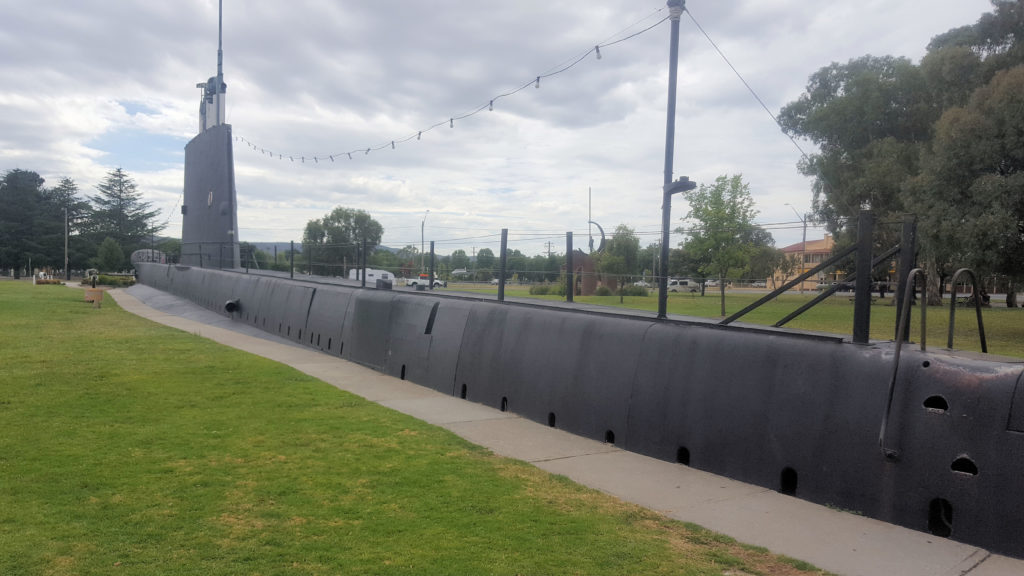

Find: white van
668;278;699;292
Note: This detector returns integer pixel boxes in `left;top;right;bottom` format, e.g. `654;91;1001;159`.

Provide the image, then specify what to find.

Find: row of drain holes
239;324;969;541
450;381;971;540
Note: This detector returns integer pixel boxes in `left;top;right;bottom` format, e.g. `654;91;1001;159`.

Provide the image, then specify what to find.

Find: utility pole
545;241;553;258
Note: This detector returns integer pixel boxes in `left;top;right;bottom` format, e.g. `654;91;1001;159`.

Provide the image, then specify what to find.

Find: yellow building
772;234;843;291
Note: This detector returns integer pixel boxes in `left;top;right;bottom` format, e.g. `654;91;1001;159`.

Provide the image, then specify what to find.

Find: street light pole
658;0;686;320
420;209;429;273
785;203;807;294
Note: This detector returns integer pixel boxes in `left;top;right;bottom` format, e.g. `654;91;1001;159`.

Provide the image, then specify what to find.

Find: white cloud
0;0;995;255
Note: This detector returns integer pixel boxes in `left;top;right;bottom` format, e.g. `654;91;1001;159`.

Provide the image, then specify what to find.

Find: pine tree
88;168;163;254
0;169;45;277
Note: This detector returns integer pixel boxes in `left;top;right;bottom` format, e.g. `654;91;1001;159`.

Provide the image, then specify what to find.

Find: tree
678;174;759;315
779;55;933;246
905;65;1024;306
0;169;46;277
450;249;470;271
88;168;162;255
302;207;383;276
475;248;495;280
95;237;125;272
779;1;1024;306
600;224;641;282
45;178;92;272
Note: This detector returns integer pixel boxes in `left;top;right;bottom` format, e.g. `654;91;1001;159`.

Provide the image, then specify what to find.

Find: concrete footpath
111;285;1021;576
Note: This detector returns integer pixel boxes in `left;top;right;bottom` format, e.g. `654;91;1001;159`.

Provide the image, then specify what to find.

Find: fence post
498;229;508;301
289;240;294;279
430;241;436;290
853;210;874;343
199;243;204;268
566;232;574;303
361;238;367;288
894;215;917;341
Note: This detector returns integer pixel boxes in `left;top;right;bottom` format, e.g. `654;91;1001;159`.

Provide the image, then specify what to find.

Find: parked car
706;279;719;287
633;280;651;288
489;278;500;285
752;281;766;288
668;278;698;292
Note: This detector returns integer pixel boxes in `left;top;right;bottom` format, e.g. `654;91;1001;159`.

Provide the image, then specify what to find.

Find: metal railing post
498;229;508;301
289;240;294;279
880;267;928;459
430;241;436;290
894;215;917;340
853;210;874;343
948;268;988;353
361;238;367;288
566;232;574;303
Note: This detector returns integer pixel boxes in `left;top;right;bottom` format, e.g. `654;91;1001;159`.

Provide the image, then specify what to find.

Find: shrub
619;285;649;297
529;285;551;295
80;274;135;287
594;286;613;296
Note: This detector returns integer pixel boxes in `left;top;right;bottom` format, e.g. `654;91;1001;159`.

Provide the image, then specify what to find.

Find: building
772;234;843;291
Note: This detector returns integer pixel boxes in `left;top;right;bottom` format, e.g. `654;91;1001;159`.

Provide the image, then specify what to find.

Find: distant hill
248;242;300;254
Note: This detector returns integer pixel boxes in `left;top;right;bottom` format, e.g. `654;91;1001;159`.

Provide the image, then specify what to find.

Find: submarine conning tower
180;0;239;269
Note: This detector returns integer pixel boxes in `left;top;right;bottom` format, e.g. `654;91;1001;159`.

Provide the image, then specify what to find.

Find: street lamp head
784;203;805;222
664;176;697;196
667;0;685;17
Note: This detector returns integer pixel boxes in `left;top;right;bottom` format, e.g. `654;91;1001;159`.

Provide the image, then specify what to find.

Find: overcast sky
0;0;996;257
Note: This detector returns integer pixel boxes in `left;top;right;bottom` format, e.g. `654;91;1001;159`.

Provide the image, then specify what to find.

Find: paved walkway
111;284;1021;576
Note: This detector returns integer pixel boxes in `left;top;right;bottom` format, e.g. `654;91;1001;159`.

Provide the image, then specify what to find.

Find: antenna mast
216;0;223;125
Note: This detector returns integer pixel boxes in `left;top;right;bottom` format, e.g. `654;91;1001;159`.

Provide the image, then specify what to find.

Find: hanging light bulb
365;148;370;155
314;157;318;163
391;141;395;149
450;118;454;128
347;152;352;160
417;131;422;140
330;155;335;162
535;76;540;88
489;100;494;111
595;45;602;60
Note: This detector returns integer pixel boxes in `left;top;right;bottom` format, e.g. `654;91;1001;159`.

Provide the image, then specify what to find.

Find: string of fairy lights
231;8;670;165
216;3;849;256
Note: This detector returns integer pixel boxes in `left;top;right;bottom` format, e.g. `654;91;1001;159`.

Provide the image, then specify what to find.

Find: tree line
0;168;166;277
295;177;779;289
779;0;1024;305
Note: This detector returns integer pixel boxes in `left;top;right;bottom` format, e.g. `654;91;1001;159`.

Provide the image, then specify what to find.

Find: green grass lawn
0;280;827;575
449;284;1024;358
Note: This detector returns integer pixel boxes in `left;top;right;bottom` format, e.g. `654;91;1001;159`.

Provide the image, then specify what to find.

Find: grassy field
449;284;1024;358
0;280;827;575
